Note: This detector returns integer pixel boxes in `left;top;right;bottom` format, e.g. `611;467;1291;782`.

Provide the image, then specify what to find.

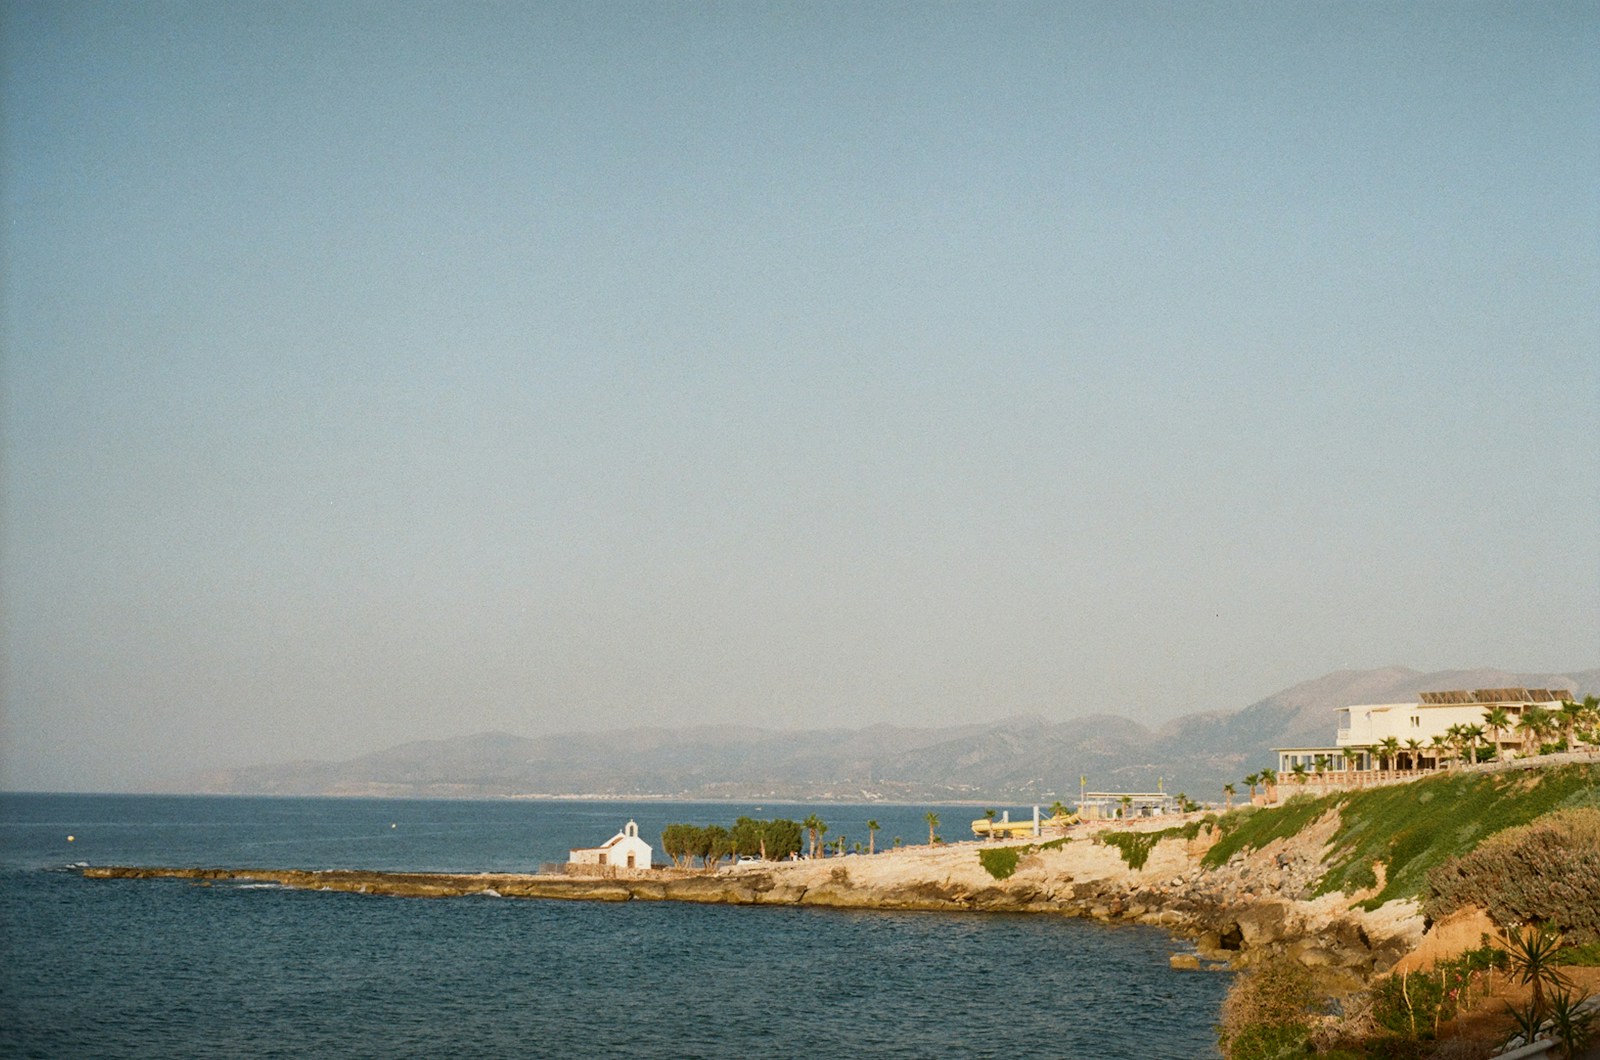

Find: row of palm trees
800;814;890;857
1227;696;1600;807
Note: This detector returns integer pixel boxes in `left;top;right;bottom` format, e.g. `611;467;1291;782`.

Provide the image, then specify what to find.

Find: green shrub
1099;820;1210;871
1556;941;1600;967
1224;1023;1309;1060
978;846;1020;880
1217;956;1325;1059
1201;795;1336;870
1099;830;1163;870
1370;969;1457;1039
1423;808;1600;943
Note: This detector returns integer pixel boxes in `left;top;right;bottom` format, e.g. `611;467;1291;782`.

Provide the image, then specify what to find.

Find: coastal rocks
1195;927;1242;962
83;816;1426;994
1235;903;1290;947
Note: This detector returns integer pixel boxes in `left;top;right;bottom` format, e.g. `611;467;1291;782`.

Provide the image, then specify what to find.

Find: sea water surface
0;794;1228;1057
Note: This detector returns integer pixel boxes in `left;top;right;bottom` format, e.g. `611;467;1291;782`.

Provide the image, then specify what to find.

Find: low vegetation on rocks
1423;808;1600;944
976;836;1070;879
1098;819;1209;870
1169;764;1600;909
977;846;1021;880
1366;941;1507;1042
1217;956;1326;1060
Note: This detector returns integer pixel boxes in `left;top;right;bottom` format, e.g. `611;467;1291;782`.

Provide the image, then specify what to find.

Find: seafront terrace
1257;744;1600;802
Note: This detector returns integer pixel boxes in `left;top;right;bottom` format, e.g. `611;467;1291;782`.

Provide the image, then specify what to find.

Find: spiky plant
1505;924;1572;1022
1504;997;1546;1051
1545;987;1597;1060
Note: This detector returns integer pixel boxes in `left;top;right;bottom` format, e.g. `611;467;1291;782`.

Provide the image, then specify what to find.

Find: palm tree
802;814;823;860
1581;695;1600;748
1048;799;1070;822
1291;764;1308;787
1429;734;1451;768
1244;772;1260;802
1558;699;1584;750
1462;724;1486;764
1118;795;1133;819
1402;738;1422;771
866;819;880;855
1517;707;1552;756
924;812;939;847
1313;756;1329;786
816;821;828;858
981;808;997;839
1577;696;1600;748
1378;736;1401;773
1259;768;1278;804
1482;706;1512;760
1222;783;1235;810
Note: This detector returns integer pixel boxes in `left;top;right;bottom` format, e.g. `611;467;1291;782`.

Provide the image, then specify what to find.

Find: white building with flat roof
1275;688;1574;776
1077;792;1179;820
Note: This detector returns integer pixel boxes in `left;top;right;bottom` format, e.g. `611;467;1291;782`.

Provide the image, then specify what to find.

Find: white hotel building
1274;687;1574;775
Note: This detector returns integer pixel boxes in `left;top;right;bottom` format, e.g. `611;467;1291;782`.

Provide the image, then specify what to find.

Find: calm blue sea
0;794;1228;1058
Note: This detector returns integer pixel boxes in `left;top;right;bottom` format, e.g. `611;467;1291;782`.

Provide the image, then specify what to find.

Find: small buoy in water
67;835;75;842
391;823;397;829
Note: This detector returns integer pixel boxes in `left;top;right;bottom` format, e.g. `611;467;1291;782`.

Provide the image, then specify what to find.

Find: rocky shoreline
84;812;1421;992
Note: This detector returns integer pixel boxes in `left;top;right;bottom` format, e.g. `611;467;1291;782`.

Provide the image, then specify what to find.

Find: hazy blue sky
3;2;1596;792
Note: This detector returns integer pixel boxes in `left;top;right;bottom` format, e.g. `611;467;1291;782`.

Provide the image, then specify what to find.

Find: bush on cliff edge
978;846;1021;880
1423;808;1600;943
1217;956;1325;1060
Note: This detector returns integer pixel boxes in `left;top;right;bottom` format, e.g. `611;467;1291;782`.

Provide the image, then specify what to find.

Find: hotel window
1410;716;1420;728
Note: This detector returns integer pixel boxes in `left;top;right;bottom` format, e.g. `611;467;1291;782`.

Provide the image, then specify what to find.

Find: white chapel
567;820;653;872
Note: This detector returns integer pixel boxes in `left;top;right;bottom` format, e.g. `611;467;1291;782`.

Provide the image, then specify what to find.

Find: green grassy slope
1197;764;1600;908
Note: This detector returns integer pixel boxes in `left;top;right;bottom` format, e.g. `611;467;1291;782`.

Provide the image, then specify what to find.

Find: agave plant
1504;997;1547;1051
1505;924;1572;1022
1545;987;1597;1060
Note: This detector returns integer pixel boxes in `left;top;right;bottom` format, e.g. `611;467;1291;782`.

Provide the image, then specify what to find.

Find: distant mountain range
181;666;1599;803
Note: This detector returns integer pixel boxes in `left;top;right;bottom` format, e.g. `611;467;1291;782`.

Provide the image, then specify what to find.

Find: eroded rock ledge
83;816;1423;991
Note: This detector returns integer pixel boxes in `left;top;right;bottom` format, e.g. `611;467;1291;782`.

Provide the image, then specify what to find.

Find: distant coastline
169;666;1600;806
